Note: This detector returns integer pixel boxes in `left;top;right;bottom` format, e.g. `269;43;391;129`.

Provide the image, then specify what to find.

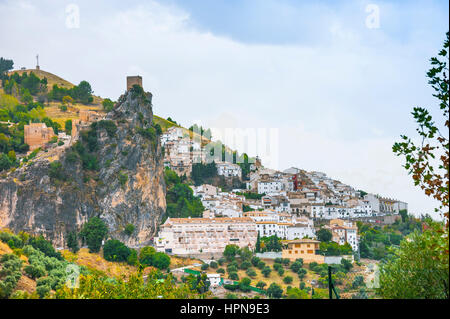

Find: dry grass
61;248;137;279
169;255;202;269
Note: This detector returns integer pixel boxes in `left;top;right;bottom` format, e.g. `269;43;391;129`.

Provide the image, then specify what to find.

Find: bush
24;264;46;279
240;261;252;270
227;265;238;274
291;261;303;273
124;224;135;236
79;217;108;253
256;260;265;270
267;283;283;298
139;246;156;266
103;239;131;262
261;266;272;277
277;268;285;276
127;249;138;266
283;276;293;284
229;272;239;281
251;256;260;267
209;261;218;269
246;268;257;277
217;268;225;274
152;252;171;270
201;263;209;271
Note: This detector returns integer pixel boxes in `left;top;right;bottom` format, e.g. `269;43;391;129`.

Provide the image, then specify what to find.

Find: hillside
0;86;167;247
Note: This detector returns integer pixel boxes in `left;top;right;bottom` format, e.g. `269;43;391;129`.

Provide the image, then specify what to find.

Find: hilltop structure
24;122;55;151
127;75;143;90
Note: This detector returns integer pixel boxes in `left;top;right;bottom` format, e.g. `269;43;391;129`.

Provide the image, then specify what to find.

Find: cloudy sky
0;0;448;218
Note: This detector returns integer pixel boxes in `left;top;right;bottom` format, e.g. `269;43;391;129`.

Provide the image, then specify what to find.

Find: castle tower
127;75;142;90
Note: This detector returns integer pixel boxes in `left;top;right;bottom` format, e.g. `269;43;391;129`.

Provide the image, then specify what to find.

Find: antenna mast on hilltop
36;54;40;70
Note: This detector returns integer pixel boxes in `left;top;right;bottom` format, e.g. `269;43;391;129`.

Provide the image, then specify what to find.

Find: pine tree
256;231;261;253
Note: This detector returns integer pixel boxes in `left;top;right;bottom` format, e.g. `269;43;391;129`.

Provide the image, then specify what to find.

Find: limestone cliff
0;88;166;247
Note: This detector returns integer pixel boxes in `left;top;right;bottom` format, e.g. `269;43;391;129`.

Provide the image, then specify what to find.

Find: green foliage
165;169;204;219
378;227;449;299
102;98;115;112
261;266;272;277
124;224;135;236
223;244;240;261
191;161;218;186
66;231;79;253
201;263;209;271
103;239;131;262
55;270;200;299
246;268;257;277
318;241;352;256
48;80;93;104
260;235;282;252
317;228;332;242
79;217;108;253
127;249;138;266
138;246;156;267
49;161;66;182
0;253;23;298
267;283;283;298
239;277;251;292
283;276;293;284
229;272;239;281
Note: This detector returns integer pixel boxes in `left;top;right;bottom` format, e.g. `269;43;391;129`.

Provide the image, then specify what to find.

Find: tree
283;276;293;284
103;239;131;262
66;231;79;253
238;247;253;261
255;231;261;253
239;277;251;292
65;119;72;136
379;226;449;299
139;246;156;266
261;266;272;277
124;224;135;236
223;244;240;262
393;32;449;257
267;283;283;298
79;217;108;253
297;268;307;280
102;98;115;112
152;252;171;270
256;281;267;290
0;57;13;78
317;228;332;242
62;95;74;106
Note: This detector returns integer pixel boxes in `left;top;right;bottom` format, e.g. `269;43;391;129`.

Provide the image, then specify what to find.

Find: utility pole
36;54;40;70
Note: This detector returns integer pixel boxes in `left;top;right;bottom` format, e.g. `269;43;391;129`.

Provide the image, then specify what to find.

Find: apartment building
155;217;257;255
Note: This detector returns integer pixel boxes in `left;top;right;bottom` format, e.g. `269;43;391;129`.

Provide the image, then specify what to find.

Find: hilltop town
0;66;420;299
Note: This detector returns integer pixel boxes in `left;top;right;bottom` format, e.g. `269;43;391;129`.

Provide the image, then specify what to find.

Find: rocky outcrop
0;88;166;247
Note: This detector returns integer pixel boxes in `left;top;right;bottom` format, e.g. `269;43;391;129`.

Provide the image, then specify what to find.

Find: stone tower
127;75;143;91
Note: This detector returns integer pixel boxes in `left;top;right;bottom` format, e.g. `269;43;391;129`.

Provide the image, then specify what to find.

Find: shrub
283;276;293;284
127;250;138;266
261;266;272;277
246;268;257;277
103;239;131;262
201;263;209;271
267;283;283;298
277;268;285;276
124;224;135;236
229;272;239;281
217;268;225;274
209;261;218;269
240;261;251;270
152;252;171;270
79;217;108;253
139;246;156;266
251;256;260;267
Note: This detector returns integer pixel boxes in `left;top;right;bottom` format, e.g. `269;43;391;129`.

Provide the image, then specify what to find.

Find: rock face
0;88;166;247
